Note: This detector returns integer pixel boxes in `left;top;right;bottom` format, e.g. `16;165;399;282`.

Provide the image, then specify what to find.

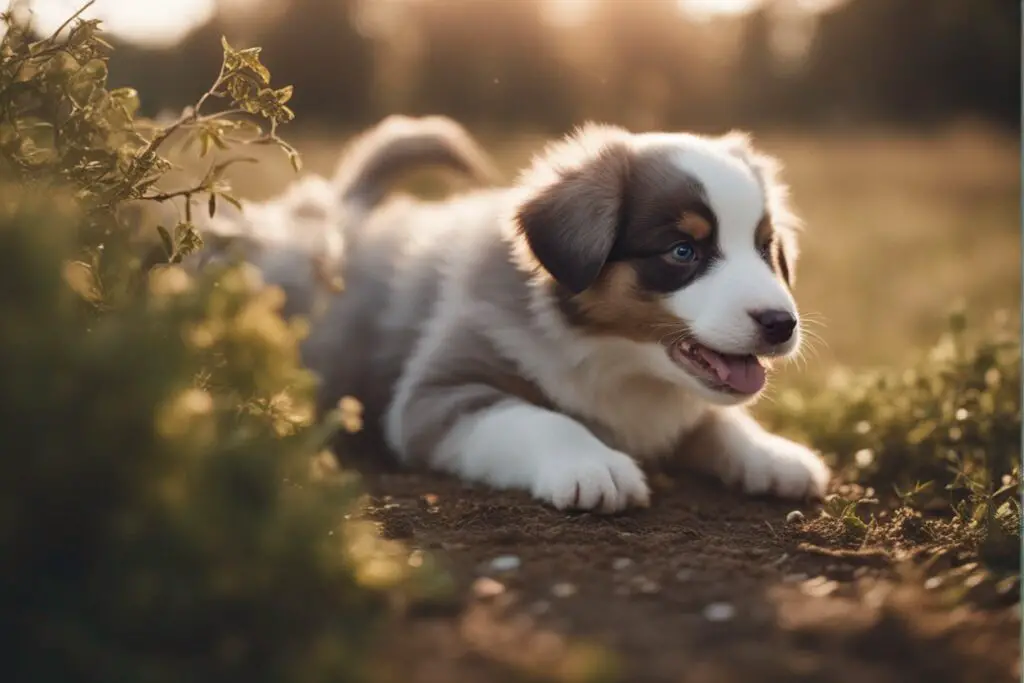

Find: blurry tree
401;0;576;132
256;0;376;125
800;0;1020;128
102;0;1019;133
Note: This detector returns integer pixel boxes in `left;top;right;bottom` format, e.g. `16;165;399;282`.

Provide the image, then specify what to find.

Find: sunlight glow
28;0;216;47
679;0;761;19
24;0;842;47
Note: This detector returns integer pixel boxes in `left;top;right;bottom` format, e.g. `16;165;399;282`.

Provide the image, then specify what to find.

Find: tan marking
569;263;687;344
678;212;712;241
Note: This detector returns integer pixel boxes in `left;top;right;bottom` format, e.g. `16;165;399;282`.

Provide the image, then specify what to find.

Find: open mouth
667;340;767;396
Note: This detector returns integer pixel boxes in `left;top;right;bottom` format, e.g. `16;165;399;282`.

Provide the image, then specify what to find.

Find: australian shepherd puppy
200;116;832;513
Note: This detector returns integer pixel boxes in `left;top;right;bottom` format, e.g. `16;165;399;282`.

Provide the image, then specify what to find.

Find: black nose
749;309;797;345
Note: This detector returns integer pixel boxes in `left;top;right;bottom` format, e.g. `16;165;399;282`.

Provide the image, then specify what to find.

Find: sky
25;0;839;47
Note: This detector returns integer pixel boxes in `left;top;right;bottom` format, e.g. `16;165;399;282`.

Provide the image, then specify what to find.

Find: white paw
725;434;830;500
532;448;650;514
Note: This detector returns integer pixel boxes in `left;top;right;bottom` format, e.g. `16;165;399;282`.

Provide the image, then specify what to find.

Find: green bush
761;308;1020;533
0;5;440;683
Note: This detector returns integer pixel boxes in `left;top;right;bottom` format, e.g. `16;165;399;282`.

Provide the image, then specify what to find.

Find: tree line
106;0;1019;133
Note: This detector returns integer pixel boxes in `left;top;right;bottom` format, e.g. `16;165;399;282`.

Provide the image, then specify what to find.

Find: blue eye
668;242;697;264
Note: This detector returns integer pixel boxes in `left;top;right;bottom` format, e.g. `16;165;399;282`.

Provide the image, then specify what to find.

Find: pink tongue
696;347;766;394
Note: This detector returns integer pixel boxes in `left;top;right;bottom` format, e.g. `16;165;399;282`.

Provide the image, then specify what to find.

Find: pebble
786;510;806;524
551;582;577;598
472;577;506;599
675;569;695;582
631;576;660;594
487;554;522;573
612;557;634;571
800;576;839;597
703;602;736;622
530;600;551;615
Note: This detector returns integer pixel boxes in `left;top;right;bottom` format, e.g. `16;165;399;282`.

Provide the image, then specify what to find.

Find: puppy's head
515;124;802;405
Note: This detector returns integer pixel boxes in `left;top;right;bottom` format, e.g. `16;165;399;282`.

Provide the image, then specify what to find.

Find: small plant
761;305;1021;565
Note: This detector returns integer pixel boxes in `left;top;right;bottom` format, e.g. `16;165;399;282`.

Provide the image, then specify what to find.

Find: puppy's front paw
727;434;830;500
532;448;650;514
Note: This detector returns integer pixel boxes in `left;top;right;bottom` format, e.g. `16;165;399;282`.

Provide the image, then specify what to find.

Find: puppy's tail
334;115;500;210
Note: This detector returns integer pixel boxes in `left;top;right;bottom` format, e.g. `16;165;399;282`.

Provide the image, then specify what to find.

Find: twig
48;0;96;41
143;187;204;203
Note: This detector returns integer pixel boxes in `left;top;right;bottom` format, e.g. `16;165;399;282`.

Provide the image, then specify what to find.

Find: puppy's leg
682;408;830;500
392;391;650;513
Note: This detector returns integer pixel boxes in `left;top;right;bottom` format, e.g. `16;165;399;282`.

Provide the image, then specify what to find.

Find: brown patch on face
755;215;774;251
755;214;795;289
558;263;687;344
678;211;712;241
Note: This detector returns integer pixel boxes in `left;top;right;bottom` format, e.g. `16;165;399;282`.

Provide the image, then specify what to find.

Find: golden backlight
25;0;809;46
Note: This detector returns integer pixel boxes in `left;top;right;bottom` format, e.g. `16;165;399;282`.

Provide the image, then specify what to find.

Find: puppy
216;119;832;513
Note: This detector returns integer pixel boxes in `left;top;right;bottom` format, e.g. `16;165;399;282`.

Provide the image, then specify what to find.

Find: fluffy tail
334;115;500;209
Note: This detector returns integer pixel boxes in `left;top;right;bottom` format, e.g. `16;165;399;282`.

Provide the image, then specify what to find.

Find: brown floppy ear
515;143;631;295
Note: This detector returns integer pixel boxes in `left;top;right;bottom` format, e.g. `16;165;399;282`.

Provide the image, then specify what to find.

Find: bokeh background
30;0;1020;379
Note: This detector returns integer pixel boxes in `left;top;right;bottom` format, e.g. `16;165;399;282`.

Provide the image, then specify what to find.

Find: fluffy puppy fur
182;114;500;321
203;118;832;513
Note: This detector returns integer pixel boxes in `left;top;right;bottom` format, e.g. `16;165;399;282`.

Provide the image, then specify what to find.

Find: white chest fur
547;339;710;459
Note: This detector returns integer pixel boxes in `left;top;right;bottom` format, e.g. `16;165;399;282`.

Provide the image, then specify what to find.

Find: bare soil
346;449;1020;683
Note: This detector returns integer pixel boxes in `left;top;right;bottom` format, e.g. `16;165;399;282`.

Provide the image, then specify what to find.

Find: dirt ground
347;451;1020;683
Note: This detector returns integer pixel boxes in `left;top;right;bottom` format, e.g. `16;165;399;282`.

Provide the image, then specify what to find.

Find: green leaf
156;225;173;258
220;193;244;211
275;85;294;105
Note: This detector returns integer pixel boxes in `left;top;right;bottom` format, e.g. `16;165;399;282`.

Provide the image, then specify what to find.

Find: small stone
472;577;505;599
612;557;633;571
675;569;695;582
488;554;522;573
633;577;660;594
703;602;736;622
964;572;986;589
551;582;577;598
786;510;805;524
530;600;551;615
800;576;839;597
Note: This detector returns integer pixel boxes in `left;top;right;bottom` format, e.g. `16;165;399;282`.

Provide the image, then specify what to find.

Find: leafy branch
0;2;301;271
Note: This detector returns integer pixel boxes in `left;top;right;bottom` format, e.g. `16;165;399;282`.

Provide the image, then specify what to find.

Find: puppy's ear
515;142;631;294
